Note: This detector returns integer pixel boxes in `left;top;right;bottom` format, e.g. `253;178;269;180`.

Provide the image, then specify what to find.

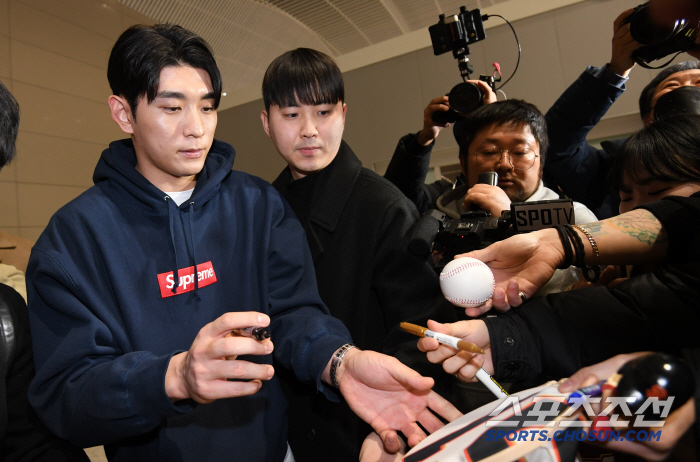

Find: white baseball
439;257;495;308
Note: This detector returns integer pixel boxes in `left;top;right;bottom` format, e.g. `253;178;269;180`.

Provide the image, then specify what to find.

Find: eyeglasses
471;147;539;171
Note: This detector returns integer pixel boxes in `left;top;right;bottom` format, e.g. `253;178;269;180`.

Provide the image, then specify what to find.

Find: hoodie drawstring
165;196;180;294
164;197;200;299
188;201;200;300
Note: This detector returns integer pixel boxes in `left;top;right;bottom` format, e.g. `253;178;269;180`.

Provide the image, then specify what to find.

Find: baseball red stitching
439;261;482;280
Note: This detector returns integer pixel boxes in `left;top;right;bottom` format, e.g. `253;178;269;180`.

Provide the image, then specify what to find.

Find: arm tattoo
607;210;667;246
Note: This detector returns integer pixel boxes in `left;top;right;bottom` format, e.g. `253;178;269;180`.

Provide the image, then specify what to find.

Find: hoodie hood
92;138;235;213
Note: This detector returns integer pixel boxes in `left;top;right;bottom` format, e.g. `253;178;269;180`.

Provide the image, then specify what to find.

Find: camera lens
449;82;483;114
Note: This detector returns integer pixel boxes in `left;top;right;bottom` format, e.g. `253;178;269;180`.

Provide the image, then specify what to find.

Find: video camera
428;7;497;124
624;2;698;68
408;173;576;272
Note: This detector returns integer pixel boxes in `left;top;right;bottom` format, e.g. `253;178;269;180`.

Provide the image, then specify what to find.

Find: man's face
261;101;346;180
460;122;541;202
645;69;700;124
128;65;217;191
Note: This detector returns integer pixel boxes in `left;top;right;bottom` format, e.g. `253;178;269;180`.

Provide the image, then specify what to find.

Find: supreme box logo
157;261;217;298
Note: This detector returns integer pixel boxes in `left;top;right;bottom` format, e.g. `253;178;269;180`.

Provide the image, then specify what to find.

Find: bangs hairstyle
262;48;344;112
107;24;222;119
454;99;548;168
611;114;700;192
0;80;19;170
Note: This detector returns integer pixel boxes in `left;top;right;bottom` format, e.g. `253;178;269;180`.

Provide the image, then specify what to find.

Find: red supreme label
157;261;217;298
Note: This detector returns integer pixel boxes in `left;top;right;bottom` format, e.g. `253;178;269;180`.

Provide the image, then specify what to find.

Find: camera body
428;7;486;60
428;7;492;124
432;76;494;125
408;171;575;273
623;2;697;67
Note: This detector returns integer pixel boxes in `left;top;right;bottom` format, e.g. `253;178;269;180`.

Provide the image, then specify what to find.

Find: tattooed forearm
606;210;667;246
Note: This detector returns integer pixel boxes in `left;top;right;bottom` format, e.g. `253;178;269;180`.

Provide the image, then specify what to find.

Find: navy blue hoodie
26;139;351;461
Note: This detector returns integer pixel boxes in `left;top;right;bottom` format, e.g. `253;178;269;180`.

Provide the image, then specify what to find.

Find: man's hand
359;432;406;462
416;96;451;146
165;312;274;403
602;399;694;460
456;228;564;313
609;9;640;77
417;320;493;383
416;83;497;146
462;183;511;219
330;349;462;451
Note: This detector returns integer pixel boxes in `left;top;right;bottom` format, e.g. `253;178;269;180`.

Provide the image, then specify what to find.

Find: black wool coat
273;141;458;462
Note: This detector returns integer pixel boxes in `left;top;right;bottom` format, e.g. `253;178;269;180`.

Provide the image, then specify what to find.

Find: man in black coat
260;48;460;462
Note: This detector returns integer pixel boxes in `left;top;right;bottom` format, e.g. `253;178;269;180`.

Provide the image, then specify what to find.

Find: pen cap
400;322;427;337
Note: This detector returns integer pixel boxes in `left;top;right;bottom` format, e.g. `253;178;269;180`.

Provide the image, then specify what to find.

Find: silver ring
519;291;527;303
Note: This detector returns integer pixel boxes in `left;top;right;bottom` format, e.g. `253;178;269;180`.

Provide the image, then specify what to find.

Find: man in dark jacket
543;8;700;219
260;48;460;462
26;25;460;462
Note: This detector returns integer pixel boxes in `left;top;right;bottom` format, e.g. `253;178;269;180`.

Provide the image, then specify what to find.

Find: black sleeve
638;192;700;264
543;70;624;213
0;283;89;462
384;133;447;214
484;272;700;386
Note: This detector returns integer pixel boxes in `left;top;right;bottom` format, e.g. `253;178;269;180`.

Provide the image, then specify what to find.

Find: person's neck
135;162;197;193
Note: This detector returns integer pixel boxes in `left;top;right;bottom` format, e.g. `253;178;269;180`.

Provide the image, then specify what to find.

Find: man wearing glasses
385;99;597;226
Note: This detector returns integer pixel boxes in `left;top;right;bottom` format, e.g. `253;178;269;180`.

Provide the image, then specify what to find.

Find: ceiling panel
116;0;585;109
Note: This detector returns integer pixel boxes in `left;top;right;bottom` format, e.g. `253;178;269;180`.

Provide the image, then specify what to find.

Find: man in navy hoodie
25;24;460;462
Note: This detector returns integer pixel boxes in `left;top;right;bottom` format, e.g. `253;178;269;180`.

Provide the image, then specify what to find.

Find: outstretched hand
335;349;462;451
456;228;564;314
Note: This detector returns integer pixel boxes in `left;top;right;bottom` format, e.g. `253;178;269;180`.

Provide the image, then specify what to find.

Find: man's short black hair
611;113;700;192
262;48;344;113
454;99;548;169
0;80;19;170
638;60;700;119
107;24;222;119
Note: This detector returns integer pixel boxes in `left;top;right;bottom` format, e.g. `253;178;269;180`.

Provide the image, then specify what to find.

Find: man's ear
459;153;467;177
109;95;135;135
642;110;654;126
261;110;271;138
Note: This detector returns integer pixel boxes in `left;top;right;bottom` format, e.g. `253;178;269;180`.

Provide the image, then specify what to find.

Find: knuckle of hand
229;363;247;378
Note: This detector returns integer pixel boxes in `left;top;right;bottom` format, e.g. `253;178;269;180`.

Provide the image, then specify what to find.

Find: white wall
215;0;693;182
0;0;153;242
